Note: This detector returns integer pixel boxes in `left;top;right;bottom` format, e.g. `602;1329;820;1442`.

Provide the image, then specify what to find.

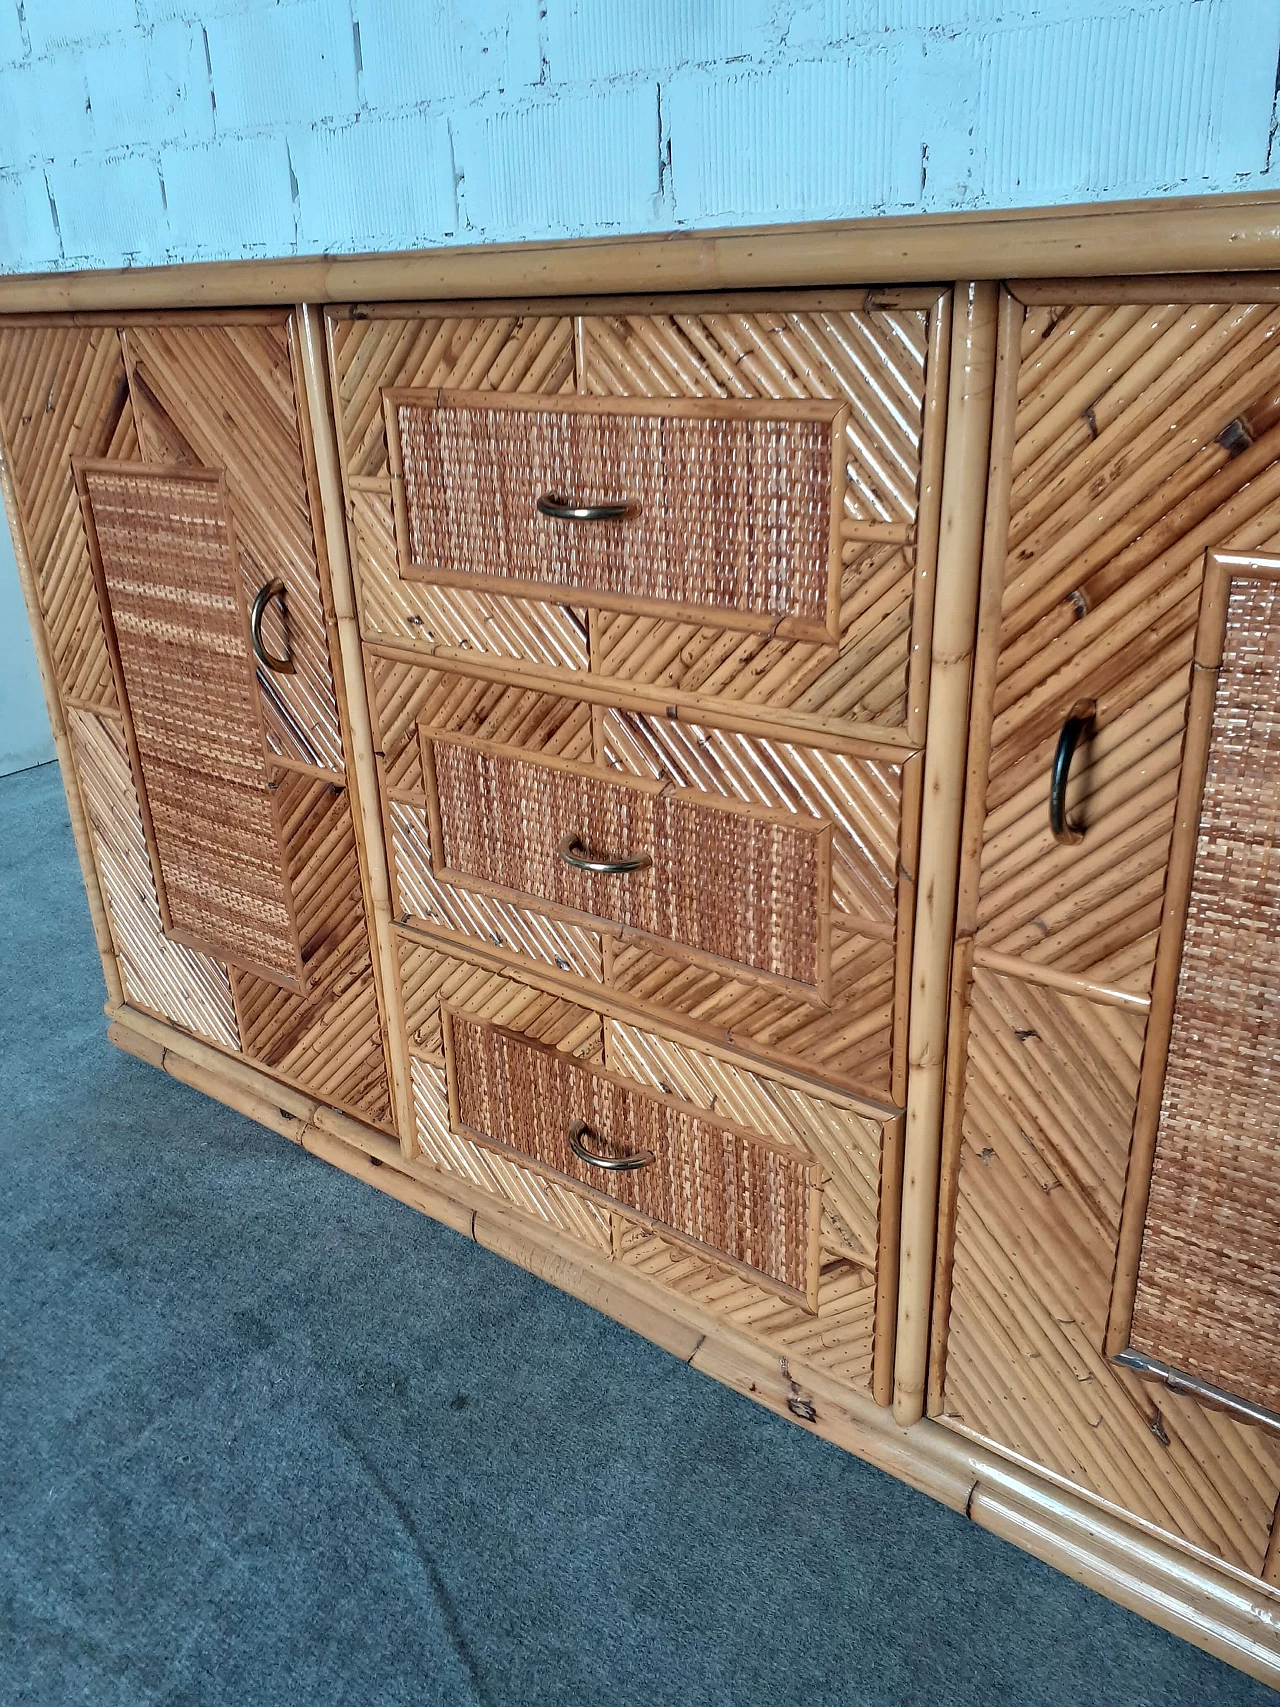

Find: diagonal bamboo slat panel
230;764;392;1129
328;300;944;736
0;324;136;709
396;931;884;1387
940;969;1280;1576
975;299;1280;995
411;1054;612;1250
580;308;935;732
449;1013;822;1304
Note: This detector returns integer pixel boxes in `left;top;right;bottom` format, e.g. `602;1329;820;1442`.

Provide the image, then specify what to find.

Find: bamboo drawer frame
6;194;1280;1685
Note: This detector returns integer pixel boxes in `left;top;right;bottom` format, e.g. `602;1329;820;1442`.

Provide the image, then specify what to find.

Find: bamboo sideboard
4;197;1280;1684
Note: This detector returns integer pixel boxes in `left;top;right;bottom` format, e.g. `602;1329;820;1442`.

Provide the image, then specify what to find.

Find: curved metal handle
1049;699;1096;845
557;832;652;876
537;492;635;522
249;578;295;674
566;1118;653;1173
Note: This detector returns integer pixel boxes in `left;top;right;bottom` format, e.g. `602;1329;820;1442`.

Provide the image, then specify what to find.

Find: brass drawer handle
557;832;652;876
566;1118;653;1173
537;492;636;522
1049;698;1095;845
249;578;295;674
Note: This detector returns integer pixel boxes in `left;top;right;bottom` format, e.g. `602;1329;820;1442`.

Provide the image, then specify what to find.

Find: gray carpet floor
1;757;1275;1707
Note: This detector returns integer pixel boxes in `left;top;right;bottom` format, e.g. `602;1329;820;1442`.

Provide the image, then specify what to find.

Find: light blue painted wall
2;0;1280;761
0;0;1278;271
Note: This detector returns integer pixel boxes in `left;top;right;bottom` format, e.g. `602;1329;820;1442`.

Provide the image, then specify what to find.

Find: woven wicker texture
329;303;933;732
1130;571;1280;1414
121;322;345;773
231;766;393;1129
976;300;1280;995
429;739;827;989
450;1013;819;1300
83;465;303;987
940;295;1280;1576
67;706;240;1049
395;393;842;634
0;325;136;710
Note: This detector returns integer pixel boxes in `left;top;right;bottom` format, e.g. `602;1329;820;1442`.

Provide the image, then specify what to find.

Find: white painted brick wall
0;0;1276;272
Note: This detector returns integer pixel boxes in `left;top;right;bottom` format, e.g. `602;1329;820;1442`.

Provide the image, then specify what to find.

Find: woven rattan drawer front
386;389;848;642
447;1013;822;1304
1115;553;1280;1424
423;733;832;997
76;461;305;989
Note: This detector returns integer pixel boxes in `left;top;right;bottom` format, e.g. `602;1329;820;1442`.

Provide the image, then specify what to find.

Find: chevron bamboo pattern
329;302;940;732
939;293;1280;1580
581;309;930;730
602;1019;881;1271
0;325;136;710
379;671;900;1095
67;706;240;1048
0;316;392;1131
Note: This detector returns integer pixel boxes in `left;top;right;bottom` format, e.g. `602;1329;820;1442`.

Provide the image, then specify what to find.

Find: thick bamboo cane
0;432;125;1008
293;302;418;1159
892;282;1000;1426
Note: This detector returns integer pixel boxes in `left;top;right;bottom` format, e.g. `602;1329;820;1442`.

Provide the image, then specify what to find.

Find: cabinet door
933;284;1280;1580
0;316;393;1130
1110;551;1280;1424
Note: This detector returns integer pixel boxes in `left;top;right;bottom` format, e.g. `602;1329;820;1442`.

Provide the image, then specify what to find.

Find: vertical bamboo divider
926;287;1024;1409
294;302;417;1157
0;431;125;1009
892;280;1000;1427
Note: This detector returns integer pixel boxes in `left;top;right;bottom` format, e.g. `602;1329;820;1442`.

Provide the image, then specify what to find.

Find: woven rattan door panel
935;286;1280;1578
446;1011;822;1305
77;461;305;989
1111;553;1280;1421
388;390;847;641
423;734;832;995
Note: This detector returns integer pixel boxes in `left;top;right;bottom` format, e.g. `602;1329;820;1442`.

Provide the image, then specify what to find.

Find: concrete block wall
2;1;1279;768
0;0;1277;274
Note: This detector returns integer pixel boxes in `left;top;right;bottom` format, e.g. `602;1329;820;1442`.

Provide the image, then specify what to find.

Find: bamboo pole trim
6;191;1280;312
893;282;1001;1427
